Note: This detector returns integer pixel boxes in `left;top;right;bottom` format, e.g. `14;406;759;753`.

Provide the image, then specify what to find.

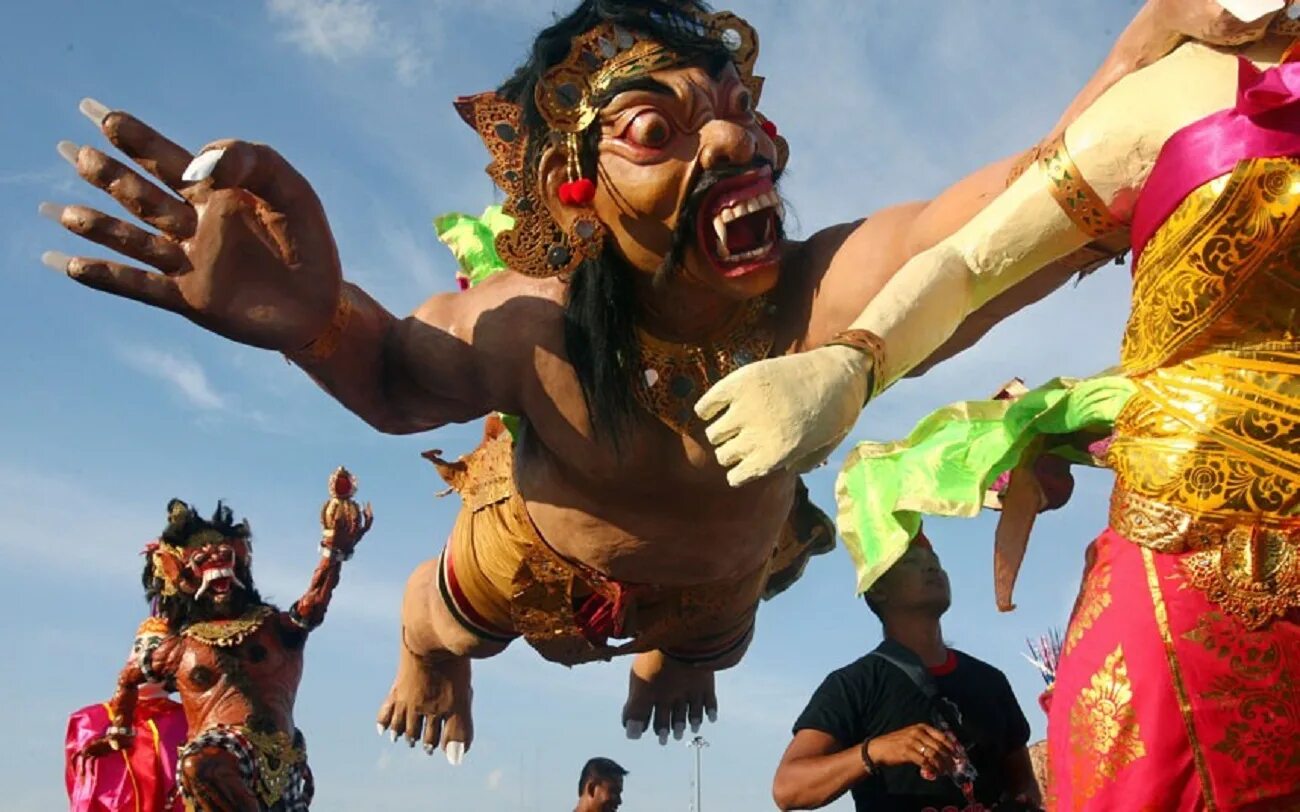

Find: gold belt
1110;486;1300;629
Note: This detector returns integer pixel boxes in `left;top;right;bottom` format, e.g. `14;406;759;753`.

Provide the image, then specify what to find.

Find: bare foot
621;650;718;744
376;639;474;764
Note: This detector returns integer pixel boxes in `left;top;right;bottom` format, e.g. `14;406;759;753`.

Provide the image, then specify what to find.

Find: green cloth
434;205;514;285
835;375;1136;594
433;205;521;437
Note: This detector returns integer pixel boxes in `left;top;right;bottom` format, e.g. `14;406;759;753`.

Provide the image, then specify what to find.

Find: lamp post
686;735;709;811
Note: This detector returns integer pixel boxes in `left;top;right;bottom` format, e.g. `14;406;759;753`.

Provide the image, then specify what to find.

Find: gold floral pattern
1180;611;1300;806
1065;556;1112;656
1068;645;1148;803
1107;157;1300;616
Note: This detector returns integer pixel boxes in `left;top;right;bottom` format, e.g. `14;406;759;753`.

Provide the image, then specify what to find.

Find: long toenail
625;720;644;740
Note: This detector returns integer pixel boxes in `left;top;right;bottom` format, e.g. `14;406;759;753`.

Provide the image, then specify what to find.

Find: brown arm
87;630;180;758
288;469;374;632
288;274;536;435
772;730;871;811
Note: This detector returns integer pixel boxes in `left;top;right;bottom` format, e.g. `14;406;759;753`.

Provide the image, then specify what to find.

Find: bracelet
107;725;134;738
860;738;878;775
292;290;353;363
319;544;353;562
825;329;886;403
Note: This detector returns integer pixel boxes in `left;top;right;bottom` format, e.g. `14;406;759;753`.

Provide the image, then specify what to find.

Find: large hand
40;98;341;352
695;345;870;488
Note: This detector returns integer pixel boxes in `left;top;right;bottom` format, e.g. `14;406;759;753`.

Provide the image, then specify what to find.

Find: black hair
579;756;628;795
498;0;731;441
143;499;264;629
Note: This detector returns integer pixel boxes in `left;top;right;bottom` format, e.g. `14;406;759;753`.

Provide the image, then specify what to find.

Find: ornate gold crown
535;11;764;134
455;9;785;280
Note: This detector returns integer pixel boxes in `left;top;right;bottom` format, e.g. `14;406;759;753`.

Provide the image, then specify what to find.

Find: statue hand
1150;0;1282;50
695;345;870;488
41;99;342;352
75;729;133;772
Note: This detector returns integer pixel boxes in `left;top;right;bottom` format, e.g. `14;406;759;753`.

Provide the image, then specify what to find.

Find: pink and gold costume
1039;57;1300;809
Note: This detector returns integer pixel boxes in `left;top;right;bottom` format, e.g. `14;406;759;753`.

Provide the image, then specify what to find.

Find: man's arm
772;730;869;810
773;724;958;810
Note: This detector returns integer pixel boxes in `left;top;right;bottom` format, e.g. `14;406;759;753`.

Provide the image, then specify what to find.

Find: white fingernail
376;724;384;737
38;202;65;224
407;737;416;748
445;741;466;766
657;729;668;746
424;743;435;755
57;141;79;166
79;98;111;126
625;720;644;740
390;731;398;743
182;149;225;183
41;250;72;274
706;708;718;723
673;722;685;740
690;719;701;734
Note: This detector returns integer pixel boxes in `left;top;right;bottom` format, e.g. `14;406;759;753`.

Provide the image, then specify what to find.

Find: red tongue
725;210;768;255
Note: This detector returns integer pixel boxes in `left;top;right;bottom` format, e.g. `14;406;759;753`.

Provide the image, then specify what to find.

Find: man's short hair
578;757;628;795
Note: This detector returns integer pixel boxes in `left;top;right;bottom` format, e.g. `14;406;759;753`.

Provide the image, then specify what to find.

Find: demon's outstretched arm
288;468;374;633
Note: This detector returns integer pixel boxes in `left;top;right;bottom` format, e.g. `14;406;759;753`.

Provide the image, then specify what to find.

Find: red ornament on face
761;120;778;140
559;178;596;206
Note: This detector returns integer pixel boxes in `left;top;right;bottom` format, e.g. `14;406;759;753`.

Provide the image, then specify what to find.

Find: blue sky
2;1;1144;809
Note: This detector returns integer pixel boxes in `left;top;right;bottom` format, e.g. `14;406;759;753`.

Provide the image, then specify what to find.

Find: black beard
653;156;785;288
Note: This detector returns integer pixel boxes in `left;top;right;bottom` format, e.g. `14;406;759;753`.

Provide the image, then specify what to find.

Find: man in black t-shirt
772;538;1040;811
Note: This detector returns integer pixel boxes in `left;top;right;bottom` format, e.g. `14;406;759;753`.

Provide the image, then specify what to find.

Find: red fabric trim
927;650;958;676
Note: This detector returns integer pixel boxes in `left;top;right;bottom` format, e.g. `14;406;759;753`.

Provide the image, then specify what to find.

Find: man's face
580;777;623;812
582;61;784;301
871;544;951;615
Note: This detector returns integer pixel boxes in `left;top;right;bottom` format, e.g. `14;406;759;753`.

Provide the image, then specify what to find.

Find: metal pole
695;741;702;812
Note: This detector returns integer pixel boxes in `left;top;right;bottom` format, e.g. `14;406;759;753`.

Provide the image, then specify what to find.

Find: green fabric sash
835;375;1136;594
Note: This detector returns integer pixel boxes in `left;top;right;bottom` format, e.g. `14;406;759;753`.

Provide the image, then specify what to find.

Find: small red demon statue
76;467;372;811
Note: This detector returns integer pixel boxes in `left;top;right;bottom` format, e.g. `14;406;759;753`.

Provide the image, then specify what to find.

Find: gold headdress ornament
455;8;787;280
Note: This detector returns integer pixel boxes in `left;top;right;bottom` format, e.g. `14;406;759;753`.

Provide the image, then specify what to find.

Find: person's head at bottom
863;536;951;629
576;757;626;812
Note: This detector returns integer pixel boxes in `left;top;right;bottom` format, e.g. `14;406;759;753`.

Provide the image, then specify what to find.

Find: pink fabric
1047;530;1300;810
65;695;187;812
1131;58;1300;266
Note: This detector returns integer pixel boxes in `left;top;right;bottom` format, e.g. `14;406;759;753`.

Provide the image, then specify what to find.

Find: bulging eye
736;89;753;115
626;111;673;148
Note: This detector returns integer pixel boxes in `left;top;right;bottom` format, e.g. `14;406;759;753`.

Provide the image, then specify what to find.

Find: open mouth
196;566;243;600
697;167;783;278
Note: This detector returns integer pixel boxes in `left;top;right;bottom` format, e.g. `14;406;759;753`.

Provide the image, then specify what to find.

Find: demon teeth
195;567;239;599
710;189;782;261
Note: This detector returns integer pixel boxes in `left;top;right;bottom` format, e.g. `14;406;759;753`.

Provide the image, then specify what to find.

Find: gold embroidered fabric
179;605;275;648
1038;133;1128;239
634;296;774;434
1068;645;1148;802
1065;551;1112;655
242;727;306;807
1108;157;1300;624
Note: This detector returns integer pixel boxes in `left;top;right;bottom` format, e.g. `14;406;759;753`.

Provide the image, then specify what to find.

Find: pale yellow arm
698;41;1255;487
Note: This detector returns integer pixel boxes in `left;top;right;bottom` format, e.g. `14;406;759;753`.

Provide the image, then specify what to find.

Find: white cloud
116;344;228;411
267;0;428;85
